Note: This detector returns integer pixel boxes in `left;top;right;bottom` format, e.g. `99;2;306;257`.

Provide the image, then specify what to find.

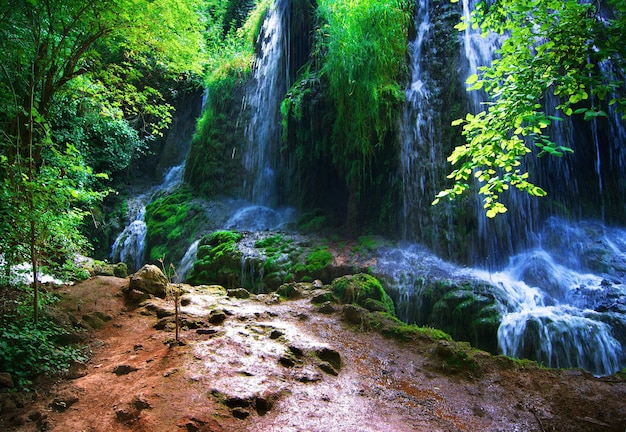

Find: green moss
144;187;208;267
332;273;395;315
186;230;243;287
305;247;332;273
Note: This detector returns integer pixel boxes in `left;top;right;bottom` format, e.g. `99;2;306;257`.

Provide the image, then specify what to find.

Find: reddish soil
1;275;625;432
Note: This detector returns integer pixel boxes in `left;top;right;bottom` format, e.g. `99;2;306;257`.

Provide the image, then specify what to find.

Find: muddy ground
1;275;625;432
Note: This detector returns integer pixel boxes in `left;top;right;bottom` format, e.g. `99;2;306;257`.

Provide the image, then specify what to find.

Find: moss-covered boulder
331;274;395;316
128;264;169;299
387;277;506;354
144;186;209;268
186;230;244;288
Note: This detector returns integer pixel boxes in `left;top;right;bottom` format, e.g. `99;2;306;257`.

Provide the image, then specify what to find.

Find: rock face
129;265;168;299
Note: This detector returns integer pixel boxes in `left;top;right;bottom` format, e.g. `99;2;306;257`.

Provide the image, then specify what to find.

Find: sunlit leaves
435;0;626;216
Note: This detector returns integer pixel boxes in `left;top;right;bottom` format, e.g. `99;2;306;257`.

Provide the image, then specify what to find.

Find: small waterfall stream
243;0;290;207
110;164;185;273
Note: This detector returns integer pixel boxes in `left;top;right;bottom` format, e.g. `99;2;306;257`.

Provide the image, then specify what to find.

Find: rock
115;396;152;423
232;408;250;419
66;361;89;379
331;273;395;315
279;356;296;368
112;364;139;376
196;328;218;335
316;347;341;370
227;288;251;299
114;262;128;278
129;264;168;299
311;292;335;304
319;301;336;314
82;311;112;330
49;389;80;412
126;289;150;304
269;329;284;339
0;372;14;388
343;304;365;324
277;283;303;299
140;299;174;318
208;310;227;325
318;362;339;376
255;389;280;415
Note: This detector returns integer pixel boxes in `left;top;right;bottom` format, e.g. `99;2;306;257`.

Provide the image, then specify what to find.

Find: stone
227;288;251;299
232;408;250;419
49;390;80;412
319;302;336;314
208;310;227;325
129;264;168;299
318;362;339;376
66;361;89;379
112;364;139;376
316;347;341;370
0;372;14;388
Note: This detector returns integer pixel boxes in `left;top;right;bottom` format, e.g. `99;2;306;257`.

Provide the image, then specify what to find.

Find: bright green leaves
436;0;626;216
316;0;412;187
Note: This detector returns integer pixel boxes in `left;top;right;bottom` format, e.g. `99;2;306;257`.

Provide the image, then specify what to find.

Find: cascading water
110;163;185;273
399;0;435;242
392;0;626;376
242;0;290;207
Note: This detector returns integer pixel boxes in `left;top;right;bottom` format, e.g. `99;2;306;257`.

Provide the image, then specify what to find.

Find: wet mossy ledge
186;230;360;291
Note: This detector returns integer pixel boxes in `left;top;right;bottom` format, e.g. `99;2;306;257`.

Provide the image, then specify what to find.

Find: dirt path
1;276;625;431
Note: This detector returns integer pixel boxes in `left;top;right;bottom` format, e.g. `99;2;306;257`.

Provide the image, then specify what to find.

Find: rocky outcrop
127;264;168;300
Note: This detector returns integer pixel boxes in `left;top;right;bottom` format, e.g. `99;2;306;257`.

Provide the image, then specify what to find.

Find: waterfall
110;163;185;273
391;0;626;376
399;0;435;242
242;0;290;207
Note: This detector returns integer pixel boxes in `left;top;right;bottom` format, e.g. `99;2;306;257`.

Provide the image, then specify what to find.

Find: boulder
0;372;14;388
129;265;168;298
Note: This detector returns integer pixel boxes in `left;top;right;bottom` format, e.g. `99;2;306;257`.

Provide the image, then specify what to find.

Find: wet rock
227;288;251;299
0;372;14;388
154;316;175;331
112;364;139;376
140;299;174;318
279;355;296;368
269;329;284;339
65;361;89;379
224;396;251;408
255;389;280;415
318;362;339;376
232;408;250;419
319;301;336;314
316;347;342;370
343;304;365;324
129;264;168;299
311;292;335;304
331;273;395;315
49;389;80;412
277;283;303;299
295;368;322;383
208;310;227;325
289;345;304;357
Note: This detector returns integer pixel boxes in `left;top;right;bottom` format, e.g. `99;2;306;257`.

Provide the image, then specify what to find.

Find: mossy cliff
186;231;353;292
